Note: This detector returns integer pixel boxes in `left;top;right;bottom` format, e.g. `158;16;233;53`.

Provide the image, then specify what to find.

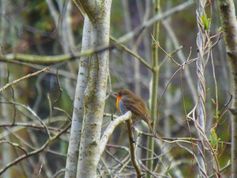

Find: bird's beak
111;92;118;98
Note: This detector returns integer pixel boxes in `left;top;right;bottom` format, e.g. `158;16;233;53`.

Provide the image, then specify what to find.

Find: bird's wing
122;96;151;122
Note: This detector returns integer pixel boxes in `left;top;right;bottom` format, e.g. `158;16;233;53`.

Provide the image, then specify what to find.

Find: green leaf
209;128;220;149
201;14;211;30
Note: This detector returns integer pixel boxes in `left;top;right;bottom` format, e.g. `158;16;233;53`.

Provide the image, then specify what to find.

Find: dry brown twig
0;122;70;175
0;67;49;93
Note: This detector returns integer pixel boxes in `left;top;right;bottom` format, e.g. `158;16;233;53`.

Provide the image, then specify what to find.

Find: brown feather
118;89;152;125
116;89;163;141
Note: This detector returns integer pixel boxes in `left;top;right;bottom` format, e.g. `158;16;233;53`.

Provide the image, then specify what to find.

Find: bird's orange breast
116;95;122;112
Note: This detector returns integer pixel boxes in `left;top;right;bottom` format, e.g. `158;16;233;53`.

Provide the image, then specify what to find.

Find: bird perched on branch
114;89;154;132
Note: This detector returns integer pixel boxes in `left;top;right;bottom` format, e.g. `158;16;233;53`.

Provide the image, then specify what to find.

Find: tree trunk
64;16;91;178
76;1;112;177
218;1;237;177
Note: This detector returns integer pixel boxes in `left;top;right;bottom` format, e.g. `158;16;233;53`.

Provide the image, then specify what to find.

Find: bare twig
0;100;51;138
126;119;142;178
110;37;152;70
118;0;194;43
99;111;132;156
0;140;28;155
0;123;70;175
0;1;193;65
0;67;49;93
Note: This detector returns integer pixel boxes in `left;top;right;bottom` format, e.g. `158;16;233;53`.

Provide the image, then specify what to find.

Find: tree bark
76;1;112;177
64;16;91;178
218;1;237;177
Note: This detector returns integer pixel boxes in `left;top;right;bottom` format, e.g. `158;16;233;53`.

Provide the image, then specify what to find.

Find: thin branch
0;123;70;175
0;140;28;155
0;1;194;65
0;67;49;92
0;101;51;138
126;119;142;178
117;0;194;43
99;111;132;156
110;37;152;70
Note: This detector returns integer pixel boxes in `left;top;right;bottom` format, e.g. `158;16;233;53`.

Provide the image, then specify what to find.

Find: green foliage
201;13;211;30
209;127;220;151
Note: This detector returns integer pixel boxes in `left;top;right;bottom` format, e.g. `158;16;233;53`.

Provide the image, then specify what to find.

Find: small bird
114;89;153;130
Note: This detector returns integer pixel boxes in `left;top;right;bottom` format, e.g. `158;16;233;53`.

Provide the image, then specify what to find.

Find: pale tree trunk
76;0;112;178
218;0;237;177
64;16;91;178
1;1;14;178
0;68;12;178
47;2;92;177
47;2;91;177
